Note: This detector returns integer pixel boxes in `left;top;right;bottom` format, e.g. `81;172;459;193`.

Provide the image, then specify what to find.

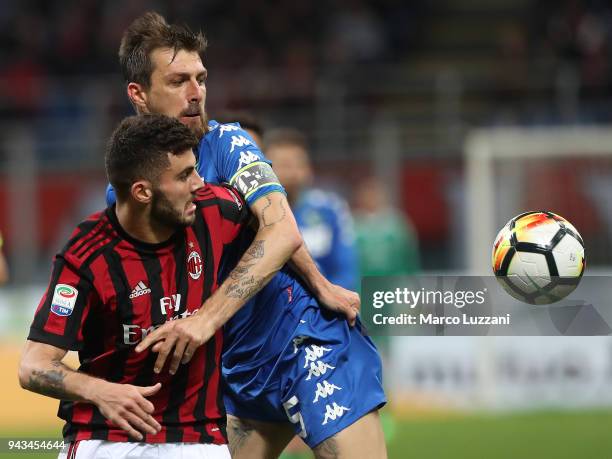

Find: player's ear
127;82;149;114
131;180;154;204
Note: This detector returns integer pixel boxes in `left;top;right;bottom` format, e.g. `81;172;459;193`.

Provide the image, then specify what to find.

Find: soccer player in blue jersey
265;128;359;291
106;11;358;340
109;12;387;457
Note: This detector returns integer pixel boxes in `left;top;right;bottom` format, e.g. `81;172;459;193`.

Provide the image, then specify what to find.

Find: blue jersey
294;189;358;291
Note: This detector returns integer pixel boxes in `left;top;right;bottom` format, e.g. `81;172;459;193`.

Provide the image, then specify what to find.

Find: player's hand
316;282;360;326
91;381;162;441
135;314;215;374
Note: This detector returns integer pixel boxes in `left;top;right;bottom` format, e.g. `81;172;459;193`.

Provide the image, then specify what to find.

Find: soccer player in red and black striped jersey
18;115;266;458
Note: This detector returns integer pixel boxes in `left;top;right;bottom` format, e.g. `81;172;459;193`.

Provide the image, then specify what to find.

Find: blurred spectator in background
266;128;359;291
0;231;8;285
325;0;388;65
352;175;413;449
353;176;419;279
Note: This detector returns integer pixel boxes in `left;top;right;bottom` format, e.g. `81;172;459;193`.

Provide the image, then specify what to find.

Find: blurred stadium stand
3;0;612;280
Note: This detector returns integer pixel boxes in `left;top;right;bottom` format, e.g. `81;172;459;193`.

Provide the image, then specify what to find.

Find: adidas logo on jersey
129;281;151;299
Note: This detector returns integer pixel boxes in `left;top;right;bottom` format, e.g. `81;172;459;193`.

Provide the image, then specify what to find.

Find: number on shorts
283;395;307;438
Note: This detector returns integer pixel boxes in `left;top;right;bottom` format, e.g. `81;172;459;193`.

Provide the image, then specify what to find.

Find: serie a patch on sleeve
50;284;78;317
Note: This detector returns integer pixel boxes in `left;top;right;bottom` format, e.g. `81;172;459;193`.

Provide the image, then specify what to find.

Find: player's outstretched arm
19;340;162;440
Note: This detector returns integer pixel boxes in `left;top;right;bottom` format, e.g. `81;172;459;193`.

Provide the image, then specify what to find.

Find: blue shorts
223;307;386;448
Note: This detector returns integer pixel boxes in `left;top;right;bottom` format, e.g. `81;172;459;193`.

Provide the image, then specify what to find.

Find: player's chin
182;116;205;137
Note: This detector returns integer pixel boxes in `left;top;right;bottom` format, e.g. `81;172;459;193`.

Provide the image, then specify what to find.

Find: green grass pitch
1;409;611;458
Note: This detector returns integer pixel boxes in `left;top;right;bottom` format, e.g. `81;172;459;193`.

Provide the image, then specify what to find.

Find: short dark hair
106;114;199;199
119;11;207;87
215;111;265;139
264;127;308;152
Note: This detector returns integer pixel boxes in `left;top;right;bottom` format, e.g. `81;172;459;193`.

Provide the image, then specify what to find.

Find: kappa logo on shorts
50;284;78;317
322;402;350;425
303;344;332;369
306;361;335;381
313;380;342;403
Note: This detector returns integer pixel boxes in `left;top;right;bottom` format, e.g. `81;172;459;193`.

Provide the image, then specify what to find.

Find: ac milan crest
188;250;203;280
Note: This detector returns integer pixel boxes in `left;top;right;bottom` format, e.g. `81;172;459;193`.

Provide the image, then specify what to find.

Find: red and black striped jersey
28;184;248;444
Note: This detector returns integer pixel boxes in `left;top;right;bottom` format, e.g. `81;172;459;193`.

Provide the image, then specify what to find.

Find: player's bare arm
19;340;162;440
136;191;302;373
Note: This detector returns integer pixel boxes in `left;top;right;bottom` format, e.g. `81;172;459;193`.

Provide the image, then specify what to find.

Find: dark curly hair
106;114;199;199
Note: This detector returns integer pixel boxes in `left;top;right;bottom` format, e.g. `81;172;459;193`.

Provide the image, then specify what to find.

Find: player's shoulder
195;184;245;211
61;210;117;271
205;119;268;170
204;120;254;151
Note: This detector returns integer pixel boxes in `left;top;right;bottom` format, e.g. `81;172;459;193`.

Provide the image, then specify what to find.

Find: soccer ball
492;211;585;304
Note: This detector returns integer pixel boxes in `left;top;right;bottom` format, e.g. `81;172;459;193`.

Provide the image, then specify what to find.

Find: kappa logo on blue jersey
218;124;241;138
50;284;78;317
229;135;252;153
237;151;261;169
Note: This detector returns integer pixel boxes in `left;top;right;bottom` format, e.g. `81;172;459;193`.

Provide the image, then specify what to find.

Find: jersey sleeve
201;184;251;244
210;122;286;206
28;256;98;351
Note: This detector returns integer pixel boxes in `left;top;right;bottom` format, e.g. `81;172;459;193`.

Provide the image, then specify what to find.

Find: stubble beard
187;111;208;138
150;189;195;231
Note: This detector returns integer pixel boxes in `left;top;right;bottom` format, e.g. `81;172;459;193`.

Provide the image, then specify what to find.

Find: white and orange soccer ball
492;211;585;304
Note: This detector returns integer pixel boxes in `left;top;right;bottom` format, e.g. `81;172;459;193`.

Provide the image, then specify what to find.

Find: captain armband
229;162;282;200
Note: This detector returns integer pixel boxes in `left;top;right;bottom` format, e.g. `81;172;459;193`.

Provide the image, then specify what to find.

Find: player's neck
115;203;175;244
